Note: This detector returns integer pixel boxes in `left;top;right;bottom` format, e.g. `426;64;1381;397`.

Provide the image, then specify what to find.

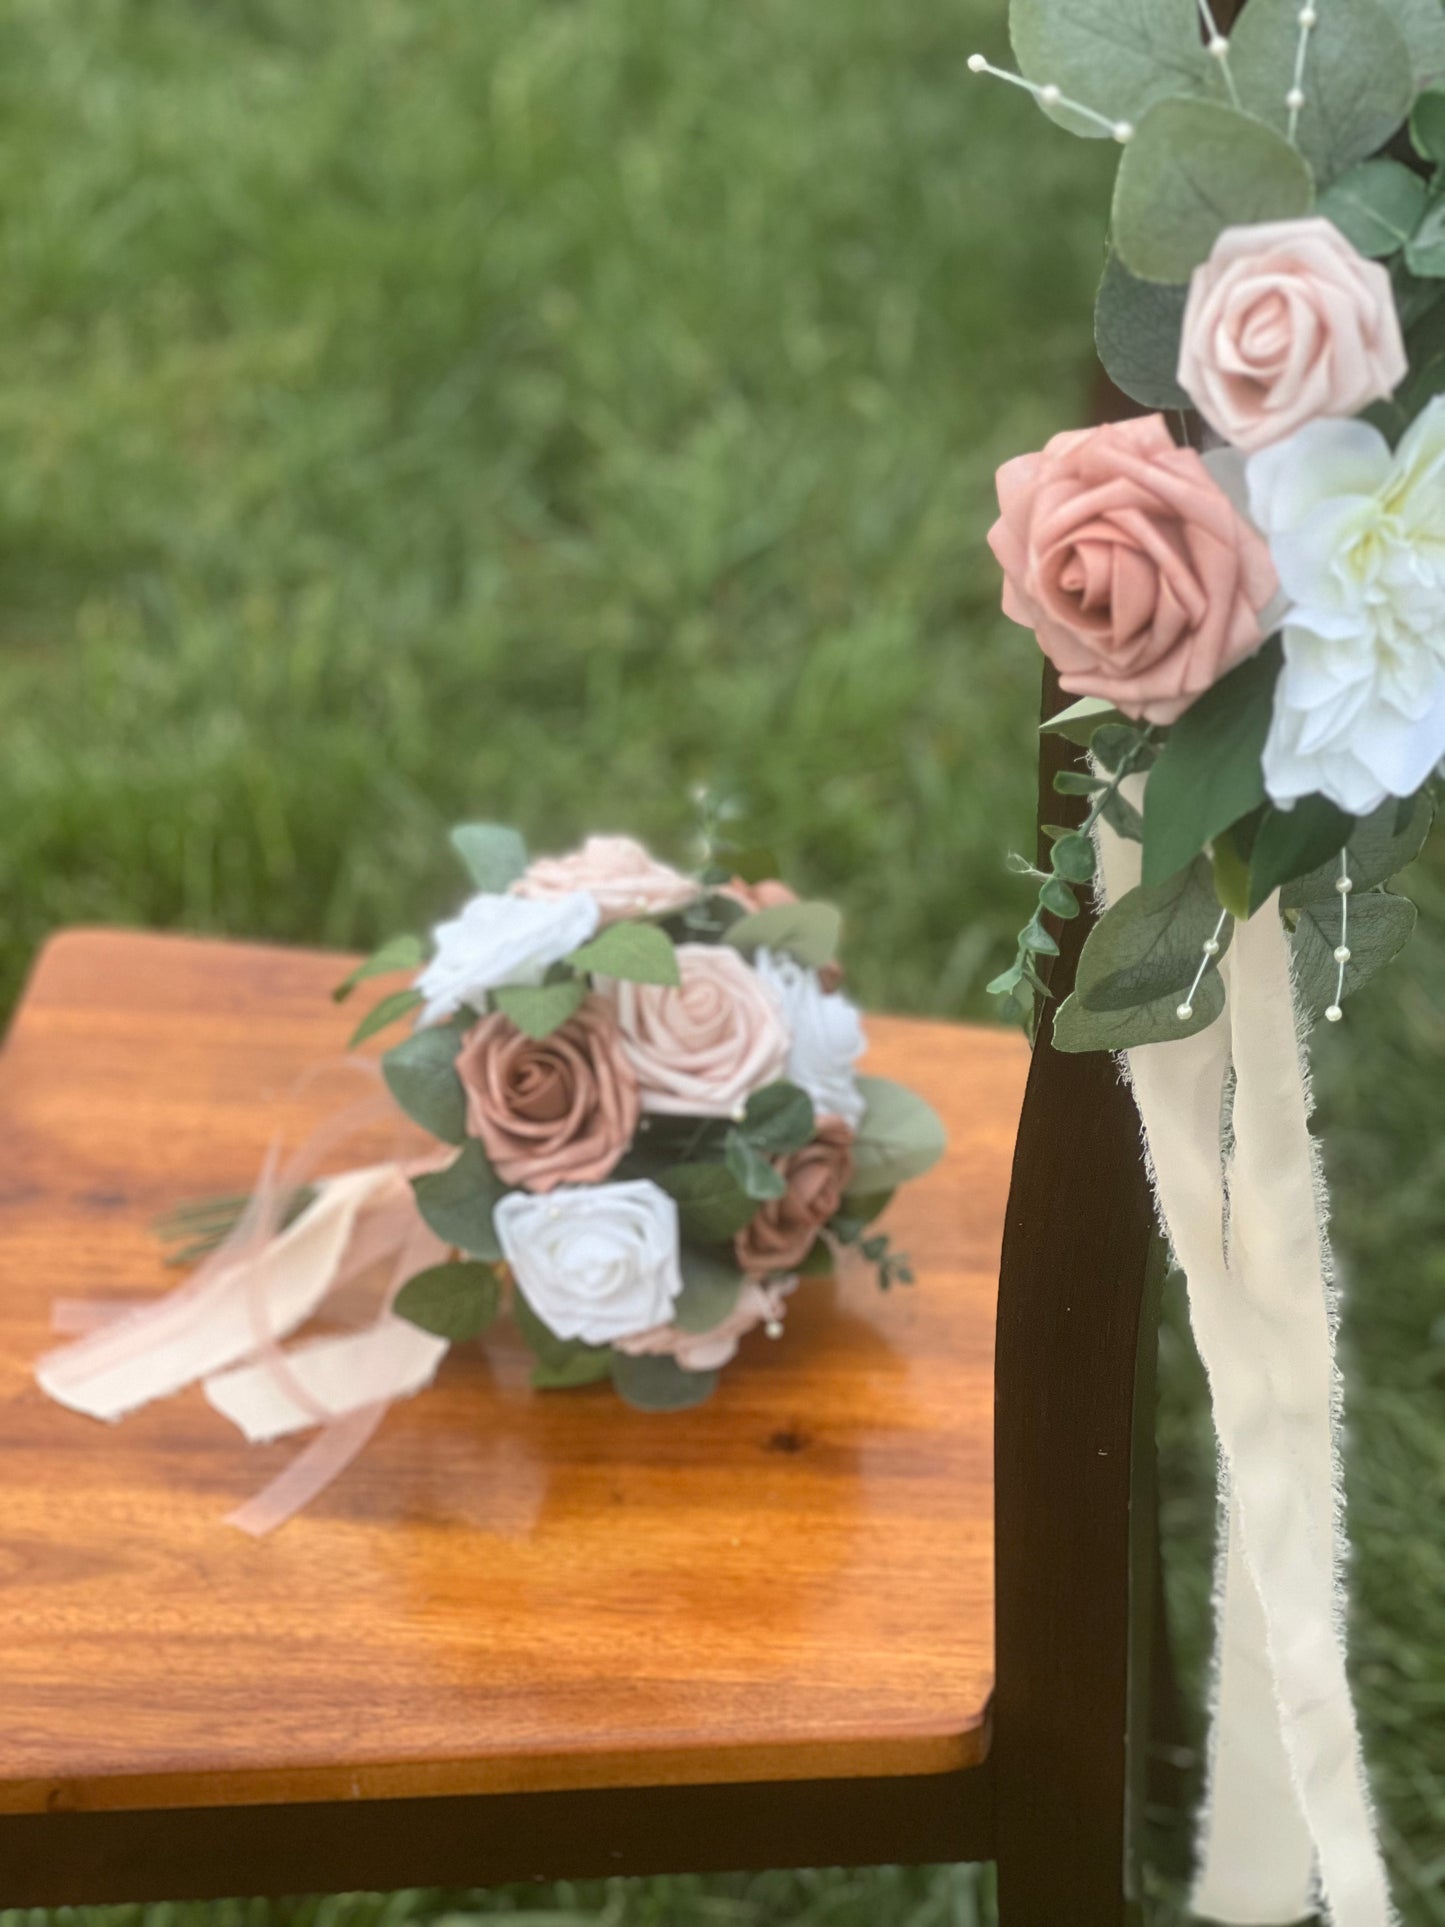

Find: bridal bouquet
332;827;943;1408
972;4;1442;1922
37;823;945;1531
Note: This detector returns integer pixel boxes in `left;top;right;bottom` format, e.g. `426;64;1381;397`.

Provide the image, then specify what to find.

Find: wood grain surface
0;930;1027;1820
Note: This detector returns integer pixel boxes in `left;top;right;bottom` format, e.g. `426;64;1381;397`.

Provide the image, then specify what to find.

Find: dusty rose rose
455;996;640;1192
512;835;698;925
1178;218;1405;453
988;414;1278;725
613;1278;794;1372
602;943;790;1118
735;1117;854;1276
721;876;799;914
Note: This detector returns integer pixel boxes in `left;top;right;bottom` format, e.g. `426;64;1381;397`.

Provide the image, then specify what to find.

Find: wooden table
0;929;1029;1901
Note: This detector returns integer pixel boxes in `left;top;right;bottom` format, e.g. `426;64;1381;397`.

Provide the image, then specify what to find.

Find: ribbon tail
224;1403;390;1538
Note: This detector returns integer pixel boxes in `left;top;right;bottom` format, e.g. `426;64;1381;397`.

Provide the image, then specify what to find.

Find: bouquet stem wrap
1097;798;1392;1926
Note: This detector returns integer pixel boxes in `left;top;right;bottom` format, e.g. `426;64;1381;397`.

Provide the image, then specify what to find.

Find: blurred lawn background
1;0;1441;1922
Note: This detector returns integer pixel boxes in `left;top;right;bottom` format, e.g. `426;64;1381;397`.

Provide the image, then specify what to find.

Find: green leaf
796;1239;836;1278
449;822;528;892
1039;876;1082;919
394;1261;501;1341
1022;914;1060;958
567;920;681;986
1386;0;1445;89
610;1350;719;1411
1092;723;1158;773
1292;892;1419;1014
1100;785;1145;843
1406;193;1445;275
673;1247;746;1333
349;986;424;1047
1053;770;1105;797
491;977;586;1038
1010;0;1217;140
1210;823;1254;921
1232;0;1412;180
381;1023;468;1145
1094;254;1191;410
657;1161;758;1243
1141;642;1278;887
724;899;843;968
1413;85;1445;159
724;1130;788;1202
513;1288;612;1388
1039;695;1125;745
1051;832;1096;882
1052;969;1226;1052
1281;793;1435;904
333;934;426;1003
739;1081;816;1155
1248;798;1354;912
410;1139;507;1260
1075;857;1231;1012
1318;159;1429;256
836;1188;894;1232
1112;99;1314;284
850;1076;947;1193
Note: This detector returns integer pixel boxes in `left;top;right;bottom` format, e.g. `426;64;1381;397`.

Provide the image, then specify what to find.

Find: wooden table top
0;930;1029;1817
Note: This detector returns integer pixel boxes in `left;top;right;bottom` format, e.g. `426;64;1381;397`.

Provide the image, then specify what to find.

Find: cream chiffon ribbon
36;1155;450;1535
1097;802;1392;1926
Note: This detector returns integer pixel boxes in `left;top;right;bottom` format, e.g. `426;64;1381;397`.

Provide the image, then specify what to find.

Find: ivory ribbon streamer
1097;800;1392;1925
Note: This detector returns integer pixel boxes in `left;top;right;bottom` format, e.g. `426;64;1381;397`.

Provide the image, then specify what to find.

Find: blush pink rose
721;877;799;914
512;835;698;925
613;1278;794;1372
455;996;640;1191
1178;218;1405;453
735;1117;854;1276
601;943;790;1117
988;414;1278;725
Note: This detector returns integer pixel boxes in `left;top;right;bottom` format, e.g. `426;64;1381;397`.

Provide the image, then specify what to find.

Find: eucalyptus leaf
1039;696;1125;745
1385;0;1445;88
1112;100;1314;284
409;1139;507;1260
567;920;681;986
1232;0;1412;179
332;933;426;1003
725;1130;788;1202
739;1081;816;1155
1039;876;1082;919
513;1288;612;1388
1051;833;1096;882
1406;194;1445;275
1318;158;1429;256
724;900;843;968
381;1023;468;1145
1099;786;1145;843
348;986;424;1047
850;1076;947;1193
1412;84;1445;158
1247;798;1353;912
491;977;586;1038
674;1247;746;1334
1292;892;1418;1013
657;1161;758;1243
1094;255;1191;409
449;822;528;892
610;1350;719;1412
1010;0;1216;139
393;1261;501;1342
1052;969;1226;1052
1075;857;1231;1012
1141;642;1278;887
1281;792;1435;904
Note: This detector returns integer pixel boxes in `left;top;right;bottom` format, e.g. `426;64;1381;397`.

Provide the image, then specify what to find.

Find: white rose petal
415;891;599;1026
1247;401;1445;814
752;947;866;1130
495;1179;683;1346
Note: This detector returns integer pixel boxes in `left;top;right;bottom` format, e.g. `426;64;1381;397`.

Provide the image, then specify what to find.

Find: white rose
414;891;599;1026
495;1179;683;1345
752;947;866;1129
1247;404;1445;814
512;835;698;925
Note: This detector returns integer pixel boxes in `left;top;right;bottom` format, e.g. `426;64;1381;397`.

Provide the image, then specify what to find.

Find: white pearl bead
1286;87;1306;109
1176;1003;1193;1021
765;1320;784;1340
1298;6;1317;24
1326;1004;1343;1023
1112;120;1135;143
1040;83;1062;105
1336;874;1354;893
1208;34;1230;55
1334;945;1351;964
967;52;988;72
1203;938;1221;958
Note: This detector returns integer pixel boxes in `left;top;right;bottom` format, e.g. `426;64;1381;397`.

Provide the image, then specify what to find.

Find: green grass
0;1;1441;1921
